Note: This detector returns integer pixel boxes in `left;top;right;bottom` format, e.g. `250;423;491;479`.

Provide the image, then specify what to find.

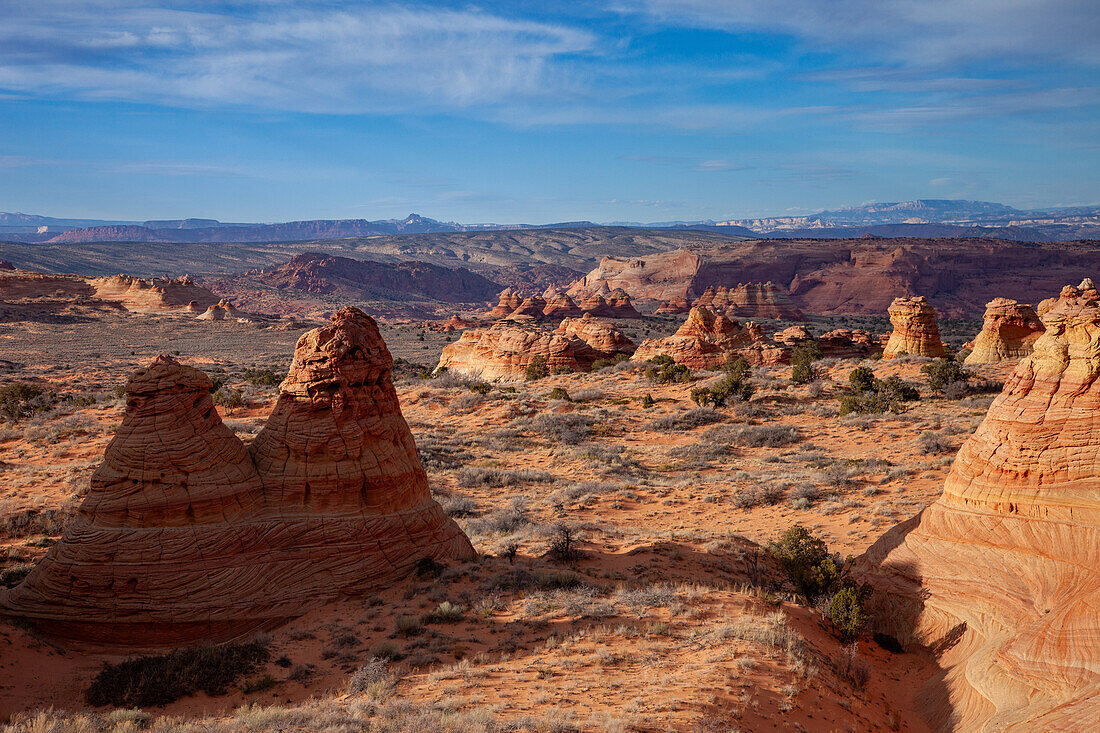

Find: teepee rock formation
882;296;947;359
632;306;785;368
963;298;1045;364
0;308;474;647
856;282;1100;730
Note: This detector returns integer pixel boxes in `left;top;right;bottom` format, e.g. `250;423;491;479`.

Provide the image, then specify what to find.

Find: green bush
690;373;754;407
848;366;876;394
85;639;271;707
641;393;655;409
767;525;844;600
212;387;245;412
839;375;919;415
828;586;867;641
591;353;630;371
720;356;752;380
921;357;974;395
644;356;692;384
525;356;550;381
790;361;819;385
790;342;823;385
242;368;285;387
548;387;571;402
0;382;46;423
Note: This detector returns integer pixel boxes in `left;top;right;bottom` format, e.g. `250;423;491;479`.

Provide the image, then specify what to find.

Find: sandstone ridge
856;282;1100;730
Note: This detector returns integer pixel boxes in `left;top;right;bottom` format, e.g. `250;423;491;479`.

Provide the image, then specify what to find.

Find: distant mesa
631;306;786;368
856;281;1100;730
882;296;947;359
257;252;502;303
435;314;635;382
0;307;474;647
963;298;1045;364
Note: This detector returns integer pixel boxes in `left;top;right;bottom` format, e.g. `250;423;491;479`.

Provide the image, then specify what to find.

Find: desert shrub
467;382;492;394
767;525;845;600
416;437;473;470
414;557;445;578
422;601;463;624
0;382;49;423
719;355;752;380
921;357;973;394
591;353;630;371
212;387;245;412
525;355;550;381
548;387;571;402
733;485;784;509
641;393;655;409
848;366;876;394
348;658;392;694
839;375;919;415
0;563;33;587
242;368;285;387
734;424;802;447
691;373;754;407
394;615;424;637
828;587;867;641
547;523;581;563
456;467;554;488
514;413;595;444
1;506;72;539
85;638;271;707
241;674;278;694
648;407;725;431
439;495;478;517
918;430;953;455
644;355;693;384
790;360;819;385
836;643;870;689
488;568;582;591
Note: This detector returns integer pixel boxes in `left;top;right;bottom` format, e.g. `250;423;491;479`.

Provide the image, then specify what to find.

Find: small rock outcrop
817;329;882;359
882;296;947;359
436;317;635;382
486;287;523;319
506;295;548;322
856;282;1100;730
89;274;219;314
963;298;1045;364
196;299;250;321
0;308;474;647
632;307;785;368
542;290;583;319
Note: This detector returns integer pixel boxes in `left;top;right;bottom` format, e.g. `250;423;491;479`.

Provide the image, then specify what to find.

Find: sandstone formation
567;249;702;302
486;287;524;318
773;325;813;347
632;307;786;368
436;317;635;382
541;290;583;319
506;295;548;322
856;283;1100;730
655;297;691;314
818;329;882;359
0;308;474;647
575;288;643;319
554;313;636;356
89;274;219;314
882;296;947;359
963;298;1045;364
196;299;250;322
0;260;14;271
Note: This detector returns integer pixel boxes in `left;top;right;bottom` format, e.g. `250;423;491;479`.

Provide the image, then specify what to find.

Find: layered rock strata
0;308;474;647
963;298;1045;364
632;307;786;368
882;296;947;359
856;283;1100;730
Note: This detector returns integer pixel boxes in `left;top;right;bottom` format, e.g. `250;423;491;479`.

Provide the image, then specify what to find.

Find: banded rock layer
963;298;1045;364
693;283;805;321
632;307;786;368
883;296;947;359
0;307;474;647
856;283;1100;731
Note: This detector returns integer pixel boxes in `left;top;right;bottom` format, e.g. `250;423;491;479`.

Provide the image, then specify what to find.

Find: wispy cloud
0;2;596;113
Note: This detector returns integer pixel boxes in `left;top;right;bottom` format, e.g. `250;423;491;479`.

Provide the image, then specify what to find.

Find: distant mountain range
2;200;1097;244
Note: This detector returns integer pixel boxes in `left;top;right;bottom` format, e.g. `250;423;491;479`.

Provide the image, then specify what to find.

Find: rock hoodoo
856;282;1100;730
963;298;1045;364
0;308;474;647
882;296;947;359
486;287;523;319
655;296;691;314
541;290;583;319
632;306;785;368
436;316;635;382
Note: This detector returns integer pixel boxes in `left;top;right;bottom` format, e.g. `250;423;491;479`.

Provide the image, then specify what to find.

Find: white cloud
0;2;596;112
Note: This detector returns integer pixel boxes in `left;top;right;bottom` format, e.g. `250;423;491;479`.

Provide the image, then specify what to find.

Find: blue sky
1;0;1097;223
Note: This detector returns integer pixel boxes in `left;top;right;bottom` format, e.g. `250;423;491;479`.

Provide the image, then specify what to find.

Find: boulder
0;309;474;647
964;298;1045;364
882;296;947;359
855;283;1100;730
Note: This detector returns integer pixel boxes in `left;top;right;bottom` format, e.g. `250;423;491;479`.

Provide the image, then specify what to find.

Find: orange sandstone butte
882;295;947;359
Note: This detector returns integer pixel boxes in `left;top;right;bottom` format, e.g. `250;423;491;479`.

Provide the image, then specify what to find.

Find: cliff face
856;282;1100;731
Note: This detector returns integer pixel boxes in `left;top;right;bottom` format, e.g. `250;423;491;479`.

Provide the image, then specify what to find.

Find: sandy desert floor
0;312;1011;732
